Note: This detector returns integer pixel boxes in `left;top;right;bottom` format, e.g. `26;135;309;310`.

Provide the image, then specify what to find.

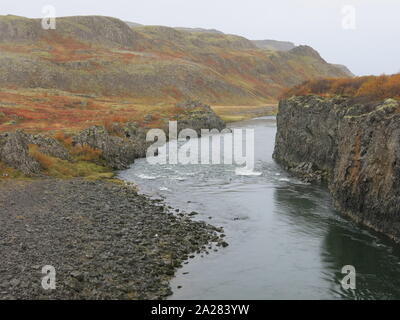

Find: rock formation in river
273;95;400;241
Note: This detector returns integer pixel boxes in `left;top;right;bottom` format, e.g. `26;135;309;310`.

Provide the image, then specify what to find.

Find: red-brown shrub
280;74;400;101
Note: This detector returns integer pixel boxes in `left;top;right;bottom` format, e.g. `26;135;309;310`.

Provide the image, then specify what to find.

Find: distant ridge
252;39;296;51
124;21;143;28
0;15;352;104
331;64;354;77
174;27;224;34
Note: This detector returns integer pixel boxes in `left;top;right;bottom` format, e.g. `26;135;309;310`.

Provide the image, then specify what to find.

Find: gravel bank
0;178;227;299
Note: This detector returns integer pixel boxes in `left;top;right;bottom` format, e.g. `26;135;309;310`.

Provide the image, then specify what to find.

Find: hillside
252;39;295;51
0;15;351;106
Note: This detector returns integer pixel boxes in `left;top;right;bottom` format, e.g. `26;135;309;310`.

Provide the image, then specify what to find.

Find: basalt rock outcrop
1;101;226;174
72;101;226;170
174;100;226;134
72;125;140;170
0;131;70;176
273;95;400;241
0;131;41;176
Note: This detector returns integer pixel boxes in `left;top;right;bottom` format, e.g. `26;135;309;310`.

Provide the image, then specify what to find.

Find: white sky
0;0;399;75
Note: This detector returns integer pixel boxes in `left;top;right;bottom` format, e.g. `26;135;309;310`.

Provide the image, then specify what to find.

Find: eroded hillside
0;15;351;105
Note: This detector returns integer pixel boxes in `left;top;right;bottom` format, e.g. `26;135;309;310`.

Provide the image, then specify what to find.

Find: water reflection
322;222;400;300
273;181;400;300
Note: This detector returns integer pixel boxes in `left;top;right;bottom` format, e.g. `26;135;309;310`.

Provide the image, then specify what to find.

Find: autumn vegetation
0;88;183;133
28;144;113;179
281;74;400;102
0;87;187;179
0;15;355;179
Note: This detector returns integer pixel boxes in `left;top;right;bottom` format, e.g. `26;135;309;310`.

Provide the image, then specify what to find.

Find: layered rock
0;131;41;176
273;95;400;241
0;131;70;176
72;125;139;170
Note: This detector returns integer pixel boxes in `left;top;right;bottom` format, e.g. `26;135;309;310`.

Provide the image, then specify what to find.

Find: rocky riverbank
0;178;227;299
0;100;228;300
273;95;400;242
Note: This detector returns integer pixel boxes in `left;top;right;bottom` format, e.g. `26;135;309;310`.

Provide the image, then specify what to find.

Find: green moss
344;100;399;119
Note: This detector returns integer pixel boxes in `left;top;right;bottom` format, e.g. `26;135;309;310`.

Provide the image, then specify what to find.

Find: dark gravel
0;178;227;300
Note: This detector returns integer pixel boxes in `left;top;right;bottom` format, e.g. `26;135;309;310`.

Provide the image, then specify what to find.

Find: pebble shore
0;178;227;299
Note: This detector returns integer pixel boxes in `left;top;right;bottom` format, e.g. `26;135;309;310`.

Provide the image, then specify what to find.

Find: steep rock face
0;131;41;176
273;96;343;181
72;126;138;170
273;96;400;241
0;131;69;175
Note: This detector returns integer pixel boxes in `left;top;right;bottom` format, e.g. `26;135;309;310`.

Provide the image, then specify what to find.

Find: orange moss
27;143;112;179
53;131;73;146
28;144;55;169
70;145;102;162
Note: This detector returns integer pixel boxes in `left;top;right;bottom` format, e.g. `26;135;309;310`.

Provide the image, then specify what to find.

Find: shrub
53;131;73;146
28;144;55;168
70;145;103;162
0;162;25;179
28;144;111;179
280;74;400;101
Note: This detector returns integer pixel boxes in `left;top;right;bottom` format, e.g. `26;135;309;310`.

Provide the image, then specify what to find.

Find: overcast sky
1;0;399;75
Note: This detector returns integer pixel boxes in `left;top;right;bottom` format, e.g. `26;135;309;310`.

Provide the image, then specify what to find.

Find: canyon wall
273;95;400;241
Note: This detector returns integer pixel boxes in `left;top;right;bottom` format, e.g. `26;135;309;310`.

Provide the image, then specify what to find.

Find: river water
118;116;400;300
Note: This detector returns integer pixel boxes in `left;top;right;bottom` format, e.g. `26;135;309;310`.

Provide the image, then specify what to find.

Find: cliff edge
273;95;400;241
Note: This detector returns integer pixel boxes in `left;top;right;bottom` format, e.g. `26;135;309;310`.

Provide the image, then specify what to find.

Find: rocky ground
0;178;227;300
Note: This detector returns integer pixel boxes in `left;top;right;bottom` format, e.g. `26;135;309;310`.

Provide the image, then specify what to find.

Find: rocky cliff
273;95;400;241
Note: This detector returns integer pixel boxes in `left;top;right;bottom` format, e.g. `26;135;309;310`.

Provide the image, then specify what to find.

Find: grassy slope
0;15;351;107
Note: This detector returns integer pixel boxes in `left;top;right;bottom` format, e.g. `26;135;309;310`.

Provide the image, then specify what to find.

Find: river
118;116;400;300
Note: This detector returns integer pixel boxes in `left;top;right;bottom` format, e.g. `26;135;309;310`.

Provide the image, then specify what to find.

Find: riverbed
118;116;400;300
